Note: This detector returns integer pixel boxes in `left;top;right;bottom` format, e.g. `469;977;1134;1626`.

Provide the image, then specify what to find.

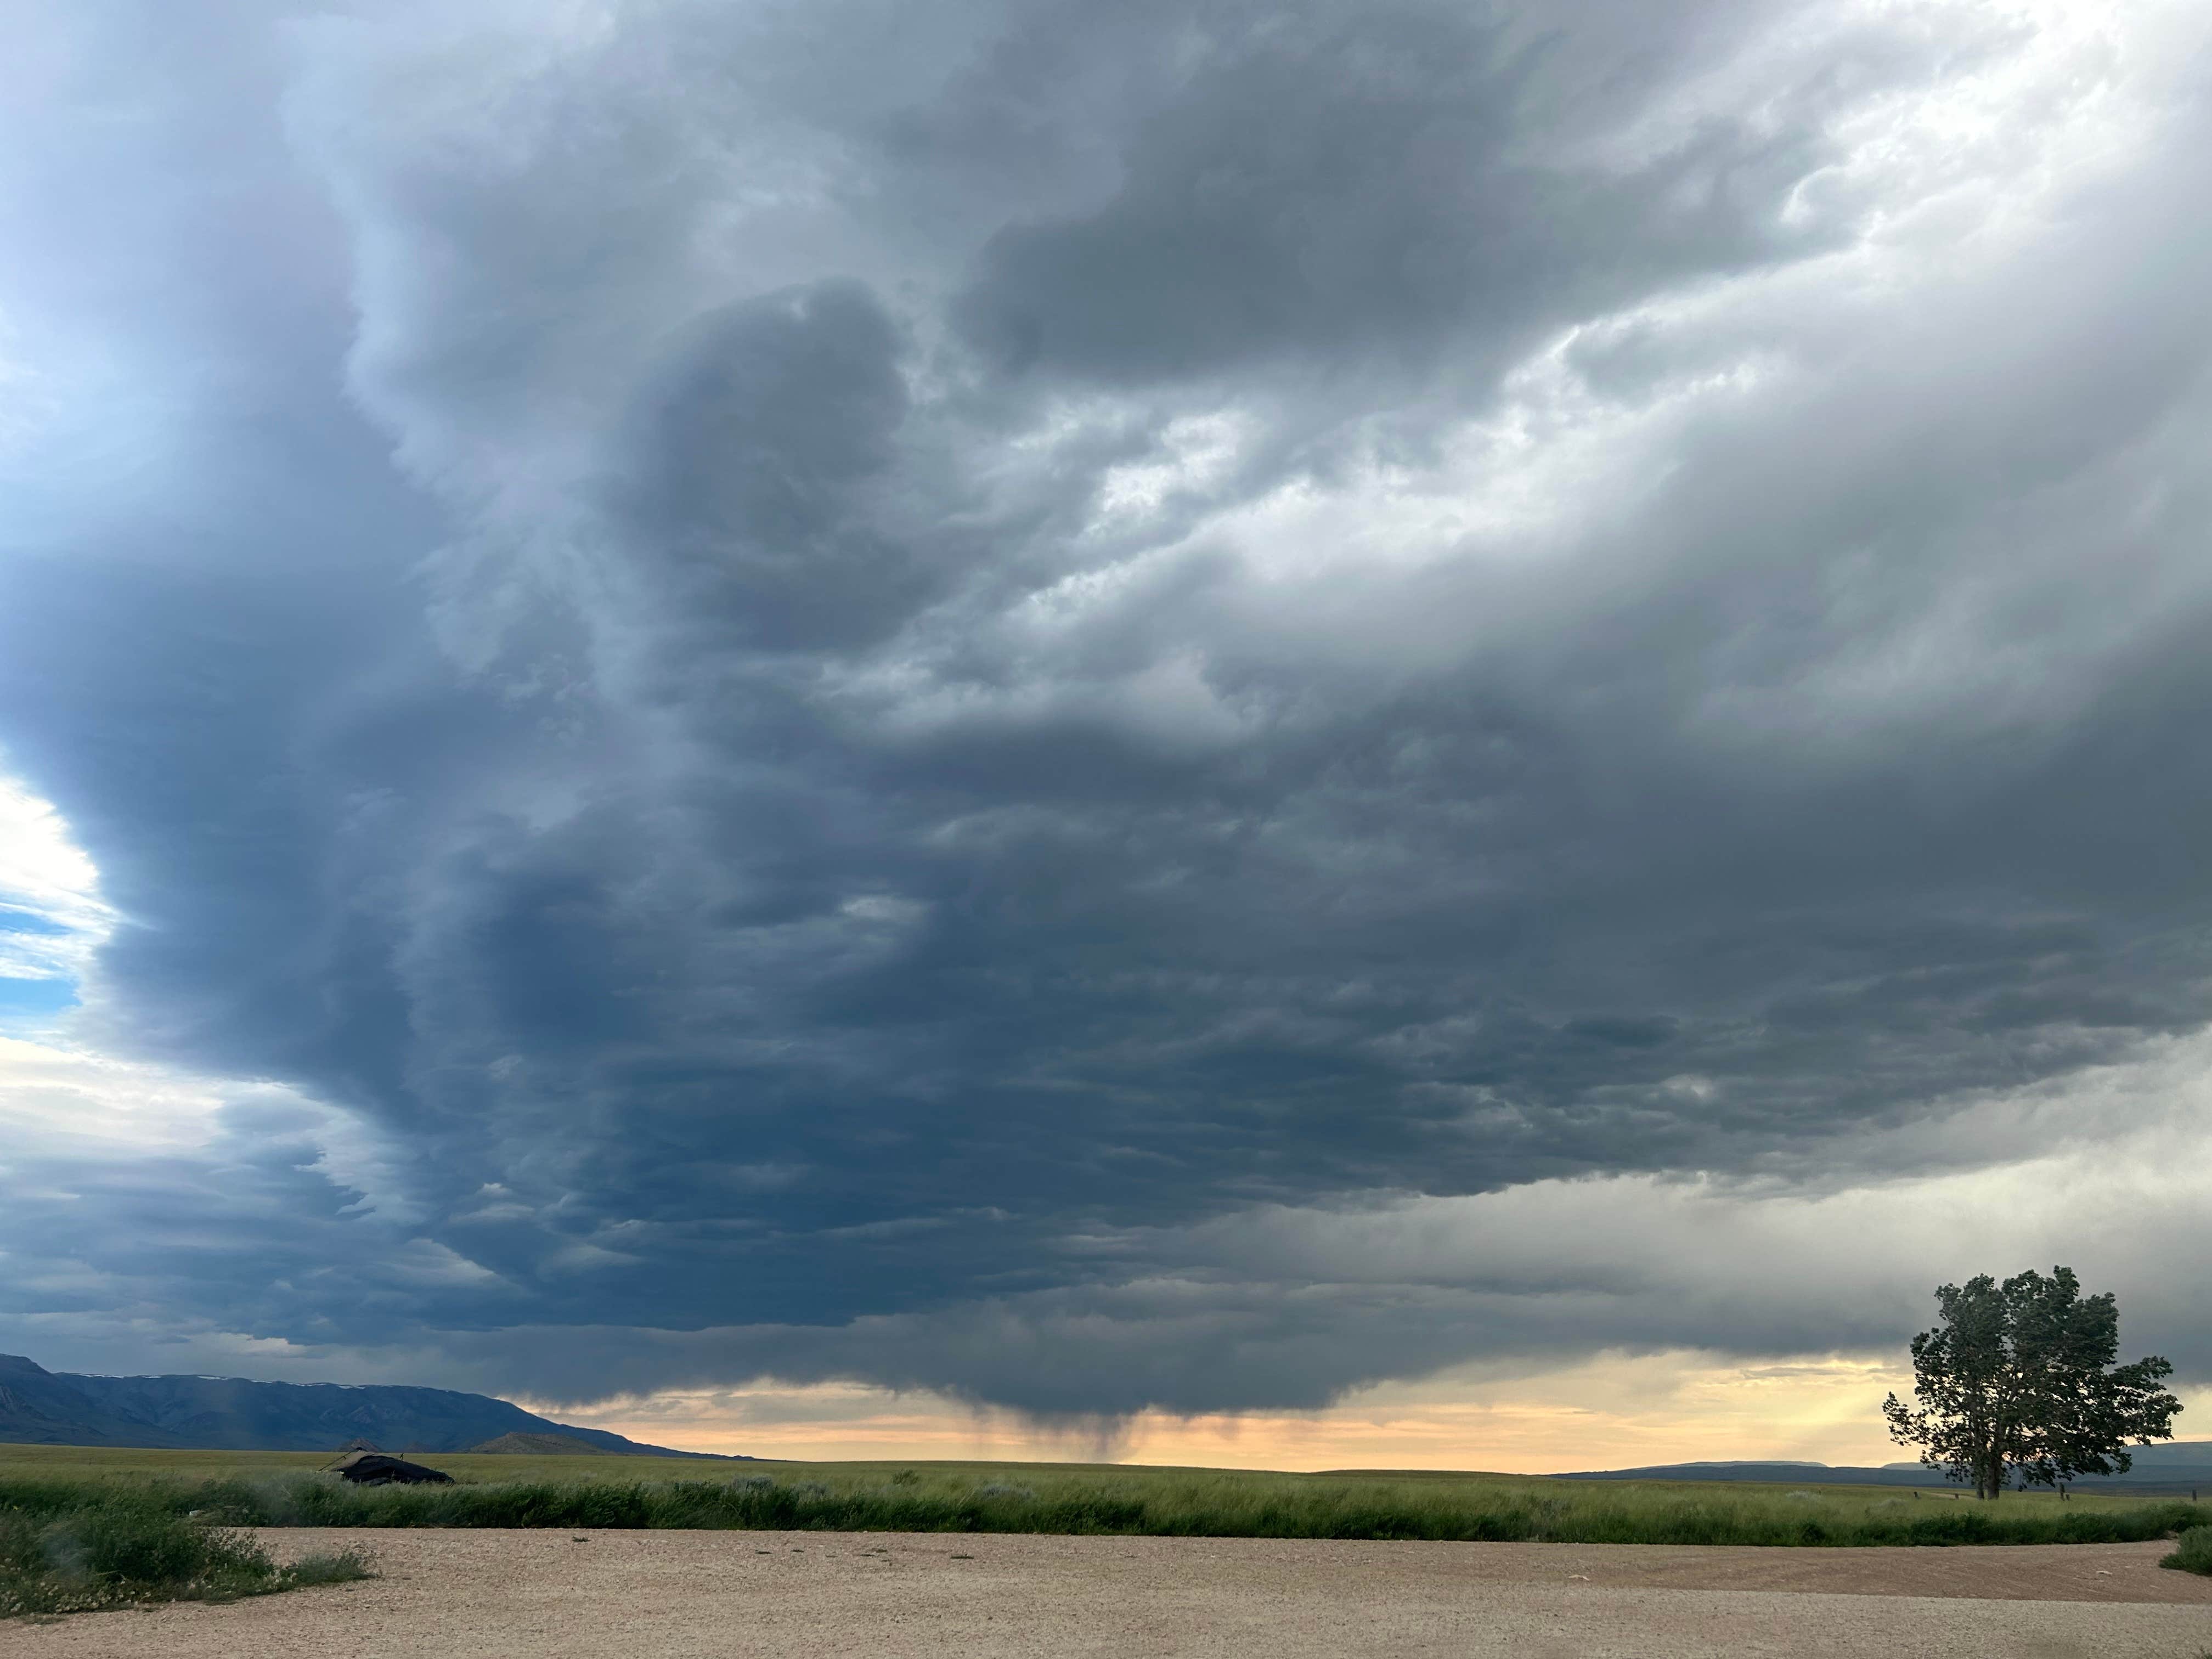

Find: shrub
0;1496;373;1620
2160;1525;2212;1576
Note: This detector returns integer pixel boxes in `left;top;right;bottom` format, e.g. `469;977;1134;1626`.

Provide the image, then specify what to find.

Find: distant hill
467;1431;608;1454
0;1353;191;1448
1558;1446;2212;1494
1556;1460;1948;1488
1885;1441;2212;1472
0;1354;746;1459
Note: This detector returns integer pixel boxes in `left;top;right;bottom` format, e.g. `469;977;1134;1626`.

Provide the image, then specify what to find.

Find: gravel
10;1528;2212;1658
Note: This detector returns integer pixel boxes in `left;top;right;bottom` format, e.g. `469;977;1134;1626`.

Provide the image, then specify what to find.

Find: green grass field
0;1443;710;1486
0;1444;2202;1549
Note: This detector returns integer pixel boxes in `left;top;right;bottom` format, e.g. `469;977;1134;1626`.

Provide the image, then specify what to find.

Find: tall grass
0;1466;2200;1550
0;1493;371;1618
2162;1525;2212;1575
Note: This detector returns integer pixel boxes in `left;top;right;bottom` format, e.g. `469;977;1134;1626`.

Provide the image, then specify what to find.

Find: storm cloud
2;0;2210;1421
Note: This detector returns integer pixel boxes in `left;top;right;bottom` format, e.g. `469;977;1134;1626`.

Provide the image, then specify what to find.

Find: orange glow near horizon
521;1349;2047;1472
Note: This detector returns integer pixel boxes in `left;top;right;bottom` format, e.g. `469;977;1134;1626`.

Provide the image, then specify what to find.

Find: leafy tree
1883;1267;2181;1499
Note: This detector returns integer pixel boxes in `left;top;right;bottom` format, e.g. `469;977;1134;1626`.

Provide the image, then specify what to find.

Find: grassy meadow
0;1444;2204;1550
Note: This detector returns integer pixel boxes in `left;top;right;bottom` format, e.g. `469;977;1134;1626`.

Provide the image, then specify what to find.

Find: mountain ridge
1555;1446;2212;1492
0;1354;742;1459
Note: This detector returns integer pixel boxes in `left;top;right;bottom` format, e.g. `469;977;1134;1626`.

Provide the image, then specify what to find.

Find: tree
1883;1267;2181;1499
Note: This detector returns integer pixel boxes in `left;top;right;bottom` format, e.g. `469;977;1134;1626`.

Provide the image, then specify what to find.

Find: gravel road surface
12;1528;2212;1658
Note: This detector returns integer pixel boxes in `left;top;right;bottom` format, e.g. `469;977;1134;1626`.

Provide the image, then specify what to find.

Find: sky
1;0;2209;1472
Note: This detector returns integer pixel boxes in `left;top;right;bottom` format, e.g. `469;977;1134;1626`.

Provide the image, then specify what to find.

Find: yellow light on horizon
527;1349;1976;1474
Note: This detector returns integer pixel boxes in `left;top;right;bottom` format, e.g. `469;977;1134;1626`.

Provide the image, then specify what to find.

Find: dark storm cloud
4;0;2212;1417
953;7;1825;381
622;281;920;653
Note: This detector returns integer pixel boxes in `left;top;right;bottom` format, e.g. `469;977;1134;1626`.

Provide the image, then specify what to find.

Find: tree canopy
1883;1266;2181;1499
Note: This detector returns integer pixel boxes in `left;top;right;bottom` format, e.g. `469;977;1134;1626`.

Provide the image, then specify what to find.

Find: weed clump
2160;1525;2212;1576
0;1496;371;1620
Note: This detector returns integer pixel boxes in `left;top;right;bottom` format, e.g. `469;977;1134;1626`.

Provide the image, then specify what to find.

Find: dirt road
14;1529;2212;1658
